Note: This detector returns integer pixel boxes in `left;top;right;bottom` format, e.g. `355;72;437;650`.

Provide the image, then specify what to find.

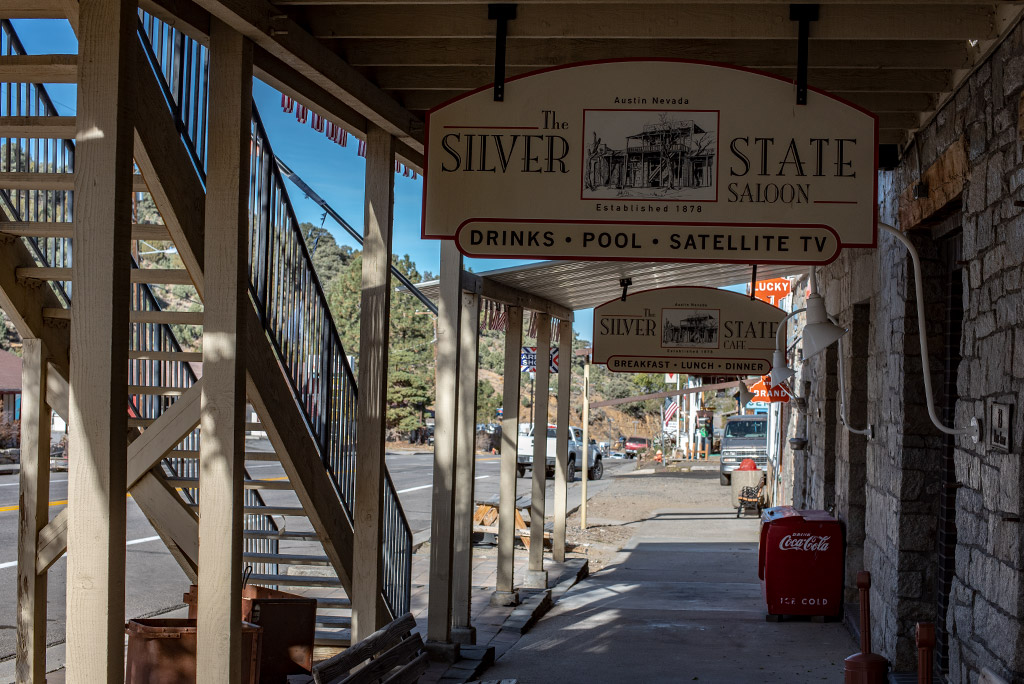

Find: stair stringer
244;305;393;622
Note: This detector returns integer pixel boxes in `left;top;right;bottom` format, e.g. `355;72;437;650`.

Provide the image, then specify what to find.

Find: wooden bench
472;494;552;550
310;612;426;684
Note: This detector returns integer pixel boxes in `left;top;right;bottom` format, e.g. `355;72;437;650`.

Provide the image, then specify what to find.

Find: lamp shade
802;294;847;358
770;350;795;386
737;380;755;406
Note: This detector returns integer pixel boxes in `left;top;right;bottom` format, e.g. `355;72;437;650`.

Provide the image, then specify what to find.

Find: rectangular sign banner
593;286;786;375
520;346;559;373
423;60;878;265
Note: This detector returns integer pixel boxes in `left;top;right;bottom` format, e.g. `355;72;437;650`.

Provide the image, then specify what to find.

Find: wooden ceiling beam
300;4;997;41
337;38;972;70
189;0;424;152
371;65;952;92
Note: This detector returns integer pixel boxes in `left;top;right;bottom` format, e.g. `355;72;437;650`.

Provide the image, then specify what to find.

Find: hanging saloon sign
422;60;877;265
593;286;787;375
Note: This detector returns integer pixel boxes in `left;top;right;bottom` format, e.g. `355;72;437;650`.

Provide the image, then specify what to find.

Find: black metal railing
139;11;413;615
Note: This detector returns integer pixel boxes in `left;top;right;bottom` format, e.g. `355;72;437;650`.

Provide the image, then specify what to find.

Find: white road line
393;475;485;491
396;484;431;494
0;478;67;487
0;534;162;569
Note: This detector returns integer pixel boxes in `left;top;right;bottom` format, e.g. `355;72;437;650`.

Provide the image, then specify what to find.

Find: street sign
748;278;793;307
593;286;787;375
520;346;559;373
423;60;877;264
749;376;791;403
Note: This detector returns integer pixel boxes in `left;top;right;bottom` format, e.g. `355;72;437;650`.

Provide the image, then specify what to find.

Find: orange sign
748;278;792;307
749;376;790;403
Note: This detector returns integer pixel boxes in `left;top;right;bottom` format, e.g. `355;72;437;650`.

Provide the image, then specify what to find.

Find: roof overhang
411;259;806;313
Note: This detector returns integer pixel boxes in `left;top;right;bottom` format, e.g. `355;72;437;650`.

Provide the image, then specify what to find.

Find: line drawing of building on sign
583;110;717;201
663;308;720;348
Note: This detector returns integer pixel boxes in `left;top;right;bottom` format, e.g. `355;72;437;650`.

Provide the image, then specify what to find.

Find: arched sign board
422;60;878;264
593;286;787;375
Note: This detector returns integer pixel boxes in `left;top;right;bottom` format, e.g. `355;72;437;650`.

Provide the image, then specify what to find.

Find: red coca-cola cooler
759;506;843;618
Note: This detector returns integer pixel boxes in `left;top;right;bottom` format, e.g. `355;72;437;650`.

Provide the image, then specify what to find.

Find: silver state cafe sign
593;287;788;375
421;60;878;265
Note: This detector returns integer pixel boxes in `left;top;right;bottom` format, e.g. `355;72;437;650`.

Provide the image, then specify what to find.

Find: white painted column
66;0;134;678
525;313;551;587
552;319;571;563
16;339;49;683
426;242;462;654
493;306;522;604
451;290;481;643
352;124;396;641
580;358;590;529
196;18;252;683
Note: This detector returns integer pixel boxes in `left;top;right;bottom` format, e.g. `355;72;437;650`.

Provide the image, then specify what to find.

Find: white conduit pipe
829;314;873;438
879;222;981;442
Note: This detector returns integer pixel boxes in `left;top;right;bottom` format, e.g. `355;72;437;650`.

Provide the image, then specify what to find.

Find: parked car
517;425;603;481
624;436;649;457
719;415;768;485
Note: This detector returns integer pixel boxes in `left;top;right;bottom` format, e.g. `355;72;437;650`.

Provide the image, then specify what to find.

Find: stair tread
315;615;351;626
243;530;318;540
242;552;330;565
314;629;351;646
247;573;341;587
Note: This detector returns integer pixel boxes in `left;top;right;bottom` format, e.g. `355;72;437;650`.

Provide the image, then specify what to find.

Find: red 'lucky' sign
749;376;790;403
748;278;793;307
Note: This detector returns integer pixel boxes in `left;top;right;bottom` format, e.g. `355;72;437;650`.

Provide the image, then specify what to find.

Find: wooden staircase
0;11;412;654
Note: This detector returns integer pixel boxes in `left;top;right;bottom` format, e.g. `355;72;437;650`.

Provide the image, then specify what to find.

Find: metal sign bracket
488;3;517;102
790;4;820;105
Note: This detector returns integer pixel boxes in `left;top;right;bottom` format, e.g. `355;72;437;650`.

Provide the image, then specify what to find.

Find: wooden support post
580;359;590;530
451;290;480;643
493;306;522;604
426;241;462;654
196;18;252;684
552;319;571;563
66;0;134;679
525;313;551;587
352;123;396;642
16;339;49;683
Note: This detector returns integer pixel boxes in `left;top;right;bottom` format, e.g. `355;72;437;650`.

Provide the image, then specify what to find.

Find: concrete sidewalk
481;507;858;683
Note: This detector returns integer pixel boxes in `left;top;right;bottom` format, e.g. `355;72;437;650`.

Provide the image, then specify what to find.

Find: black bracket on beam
789;4;819;105
488;3;517;102
749;264;758;300
619;277;632;301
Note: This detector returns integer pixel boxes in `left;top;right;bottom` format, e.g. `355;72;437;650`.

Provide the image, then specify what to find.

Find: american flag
664;398;679;424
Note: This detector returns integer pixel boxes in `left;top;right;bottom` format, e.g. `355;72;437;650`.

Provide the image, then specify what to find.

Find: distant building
0;349;21;422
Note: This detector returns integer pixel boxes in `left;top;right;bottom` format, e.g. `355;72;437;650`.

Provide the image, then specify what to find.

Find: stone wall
786;19;1024;682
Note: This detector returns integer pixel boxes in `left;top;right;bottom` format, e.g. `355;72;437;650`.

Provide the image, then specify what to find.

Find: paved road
0;446;629;675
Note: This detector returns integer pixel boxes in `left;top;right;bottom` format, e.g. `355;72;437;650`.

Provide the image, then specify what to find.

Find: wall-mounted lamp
769;266;846;386
879;222;982;443
736;378;755;406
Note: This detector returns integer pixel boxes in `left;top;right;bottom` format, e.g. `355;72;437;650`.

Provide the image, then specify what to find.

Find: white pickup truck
516;424;603;482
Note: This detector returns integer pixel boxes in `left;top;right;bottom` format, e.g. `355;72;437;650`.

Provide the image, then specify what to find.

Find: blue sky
17;18;753;340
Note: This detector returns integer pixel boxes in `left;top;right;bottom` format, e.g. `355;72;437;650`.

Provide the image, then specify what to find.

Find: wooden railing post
352;123;396;641
494;306;523;604
526;313;552;588
196;17;253;683
452;290;481;643
552;318;572;562
16;339;49;683
66;0;135;679
916;623;935;684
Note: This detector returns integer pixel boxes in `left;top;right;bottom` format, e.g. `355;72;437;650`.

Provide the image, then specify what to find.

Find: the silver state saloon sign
593;287;787;375
421;60;878;264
